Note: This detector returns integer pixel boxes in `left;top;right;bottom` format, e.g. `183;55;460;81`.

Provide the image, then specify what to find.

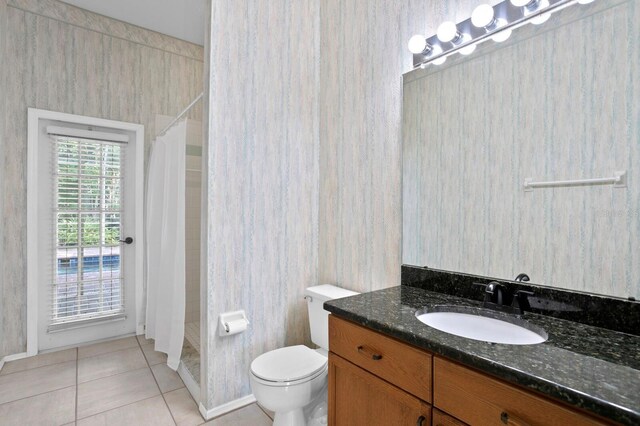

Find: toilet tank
305;284;359;351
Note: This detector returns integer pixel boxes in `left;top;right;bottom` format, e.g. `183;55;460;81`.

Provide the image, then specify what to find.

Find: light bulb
437;21;460;43
430;45;446;65
459;43;477;55
531;0;551;25
408;35;429;54
492;28;512;42
510;0;535;6
471;4;496;29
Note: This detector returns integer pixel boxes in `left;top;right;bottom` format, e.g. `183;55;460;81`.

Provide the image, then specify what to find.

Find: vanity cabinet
328;315;432;425
328;316;609;426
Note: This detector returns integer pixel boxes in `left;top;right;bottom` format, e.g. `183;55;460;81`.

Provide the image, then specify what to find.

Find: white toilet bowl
250;345;328;426
249;285;359;426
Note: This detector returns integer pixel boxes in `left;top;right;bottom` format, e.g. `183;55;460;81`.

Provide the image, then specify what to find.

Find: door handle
119;237;134;244
416;415;426;426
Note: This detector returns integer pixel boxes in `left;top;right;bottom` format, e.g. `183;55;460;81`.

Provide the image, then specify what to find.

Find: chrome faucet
474;280;534;315
515;273;530;283
485;281;507;306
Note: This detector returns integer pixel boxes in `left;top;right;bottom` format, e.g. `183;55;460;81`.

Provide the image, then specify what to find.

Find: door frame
26;108;145;356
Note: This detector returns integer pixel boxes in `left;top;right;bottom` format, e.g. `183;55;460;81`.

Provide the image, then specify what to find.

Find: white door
29;110;144;352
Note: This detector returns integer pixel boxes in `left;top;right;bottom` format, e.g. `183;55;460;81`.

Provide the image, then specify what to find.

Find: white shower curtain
145;119;187;370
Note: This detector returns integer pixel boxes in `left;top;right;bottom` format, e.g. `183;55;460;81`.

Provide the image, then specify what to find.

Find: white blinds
49;136;126;330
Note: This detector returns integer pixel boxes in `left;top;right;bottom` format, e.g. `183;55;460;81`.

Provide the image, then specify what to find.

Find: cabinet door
433;409;468;426
329;353;431;426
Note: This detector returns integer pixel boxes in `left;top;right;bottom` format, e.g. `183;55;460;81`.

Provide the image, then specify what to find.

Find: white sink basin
415;307;547;345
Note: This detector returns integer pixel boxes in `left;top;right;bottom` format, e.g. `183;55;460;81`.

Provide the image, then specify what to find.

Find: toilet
250;284;359;426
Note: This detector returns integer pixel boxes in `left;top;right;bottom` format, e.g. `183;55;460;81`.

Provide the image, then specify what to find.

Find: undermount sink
415;306;548;345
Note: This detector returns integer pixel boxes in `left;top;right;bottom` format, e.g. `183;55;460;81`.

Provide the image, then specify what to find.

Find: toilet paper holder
218;310;250;337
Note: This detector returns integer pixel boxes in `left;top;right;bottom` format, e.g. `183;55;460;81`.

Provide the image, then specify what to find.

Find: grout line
137;335;178;425
0;384;76;409
78;341;141;361
0;357;77;379
75;348;79;422
76;394;161;422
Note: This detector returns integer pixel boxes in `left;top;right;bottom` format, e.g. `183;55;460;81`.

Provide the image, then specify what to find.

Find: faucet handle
512;290;534;314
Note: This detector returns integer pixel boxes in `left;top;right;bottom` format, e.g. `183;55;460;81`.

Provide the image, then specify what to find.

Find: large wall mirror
402;0;639;299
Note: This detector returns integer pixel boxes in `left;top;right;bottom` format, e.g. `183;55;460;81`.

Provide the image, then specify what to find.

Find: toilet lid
251;345;327;382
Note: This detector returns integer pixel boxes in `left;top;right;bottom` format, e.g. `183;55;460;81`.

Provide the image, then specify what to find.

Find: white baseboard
199;394;257;420
0;352;29;373
177;361;200;402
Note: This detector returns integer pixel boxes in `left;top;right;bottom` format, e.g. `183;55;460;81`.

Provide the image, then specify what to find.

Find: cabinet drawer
434;357;607;426
329;316;432;402
329;353;431;426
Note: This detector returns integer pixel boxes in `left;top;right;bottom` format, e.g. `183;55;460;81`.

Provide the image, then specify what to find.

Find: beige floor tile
77;367;160;419
78;347;147;383
0;360;76;405
77;395;174;426
164;387;204;426
0;386;76;426
257;403;275;420
136;334;154;346
151;363;185;393
78;336;139;359
206;404;272;425
141;343;168;365
0;348;77;376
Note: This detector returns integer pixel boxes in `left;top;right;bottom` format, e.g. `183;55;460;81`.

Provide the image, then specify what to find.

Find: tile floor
0;335;273;426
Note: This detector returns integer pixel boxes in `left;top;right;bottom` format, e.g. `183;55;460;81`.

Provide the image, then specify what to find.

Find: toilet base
273;408;305;426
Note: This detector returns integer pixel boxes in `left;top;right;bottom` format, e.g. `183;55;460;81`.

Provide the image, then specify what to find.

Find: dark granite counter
324;285;640;425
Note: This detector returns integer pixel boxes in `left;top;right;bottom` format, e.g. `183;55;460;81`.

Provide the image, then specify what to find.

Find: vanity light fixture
437;21;476;55
408;0;596;68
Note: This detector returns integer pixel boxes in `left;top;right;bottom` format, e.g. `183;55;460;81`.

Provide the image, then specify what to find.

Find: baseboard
0;352;29;373
177;360;200;402
199;394;257;420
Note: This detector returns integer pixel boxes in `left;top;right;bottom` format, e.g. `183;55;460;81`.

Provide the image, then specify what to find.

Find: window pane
57;140;79;175
104;213;121;245
104;178;121;211
56;247;78;284
80;213;100;246
79;280;101;314
80;178;101;210
55;283;78;318
80;143;101;176
102;246;120;279
58;176;79;210
57;213;78;247
81;247;101;282
103;145;121;177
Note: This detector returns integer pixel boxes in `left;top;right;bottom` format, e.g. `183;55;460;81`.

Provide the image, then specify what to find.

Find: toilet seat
250;345;327;385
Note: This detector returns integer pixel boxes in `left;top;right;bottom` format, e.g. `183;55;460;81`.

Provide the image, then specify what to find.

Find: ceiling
59;0;206;46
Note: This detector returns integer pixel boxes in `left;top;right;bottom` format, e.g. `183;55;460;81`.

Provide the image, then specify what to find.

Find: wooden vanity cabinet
328;316;610;426
434;357;607;426
328;315;432;425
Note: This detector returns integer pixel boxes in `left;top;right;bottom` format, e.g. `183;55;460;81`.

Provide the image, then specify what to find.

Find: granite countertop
324;285;640;425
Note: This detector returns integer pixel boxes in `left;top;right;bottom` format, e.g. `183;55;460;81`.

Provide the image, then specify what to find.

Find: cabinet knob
357;345;382;361
416;415;426;426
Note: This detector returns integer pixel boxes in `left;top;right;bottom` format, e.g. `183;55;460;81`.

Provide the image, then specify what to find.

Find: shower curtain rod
157;92;204;137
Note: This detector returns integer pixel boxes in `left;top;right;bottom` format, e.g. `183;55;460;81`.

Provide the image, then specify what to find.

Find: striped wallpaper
403;0;640;299
0;0;203;358
204;0;319;410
